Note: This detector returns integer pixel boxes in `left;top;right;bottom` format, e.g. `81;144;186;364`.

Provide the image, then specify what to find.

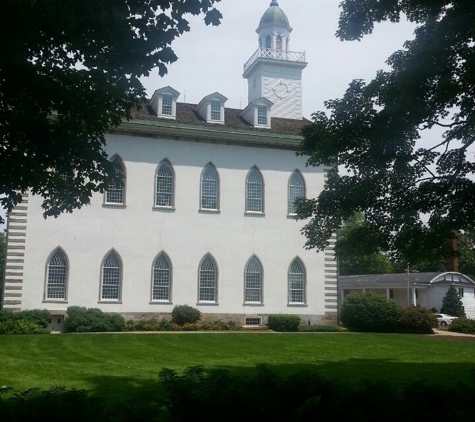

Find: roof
339;272;475;288
257;1;292;32
129;101;310;137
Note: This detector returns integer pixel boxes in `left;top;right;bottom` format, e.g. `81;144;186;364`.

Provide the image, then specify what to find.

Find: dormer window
195;92;228;124
239;97;273;129
161;95;173;115
149;86;180;120
257;106;268;125
211;101;222;121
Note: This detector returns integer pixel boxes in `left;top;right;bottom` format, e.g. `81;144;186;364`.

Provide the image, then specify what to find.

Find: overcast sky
0;0;417;231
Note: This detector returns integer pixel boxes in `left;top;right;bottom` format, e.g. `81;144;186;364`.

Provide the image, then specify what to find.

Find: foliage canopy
297;0;475;263
0;0;222;224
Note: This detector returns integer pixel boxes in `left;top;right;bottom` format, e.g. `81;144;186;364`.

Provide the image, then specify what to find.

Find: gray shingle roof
130;102;310;137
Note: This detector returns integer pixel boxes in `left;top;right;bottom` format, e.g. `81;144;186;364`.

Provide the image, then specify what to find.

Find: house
339;271;475;318
1;1;337;331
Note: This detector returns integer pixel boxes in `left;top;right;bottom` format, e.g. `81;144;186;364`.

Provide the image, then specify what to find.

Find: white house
1;1;337;331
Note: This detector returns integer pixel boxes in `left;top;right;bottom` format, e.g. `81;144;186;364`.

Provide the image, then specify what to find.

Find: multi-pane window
201;164;219;210
101;251;121;300
288;171;305;214
276;35;282;50
288;258;306;304
156;160;174;207
46;249;67;300
257;106;267;125
152;253;171;301
246;167;264;213
162;95;173;115
245;256;262;303
199;255;217;302
210;101;221;121
105;157;125;204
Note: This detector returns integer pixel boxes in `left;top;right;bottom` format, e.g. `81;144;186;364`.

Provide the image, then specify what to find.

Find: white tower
243;1;307;120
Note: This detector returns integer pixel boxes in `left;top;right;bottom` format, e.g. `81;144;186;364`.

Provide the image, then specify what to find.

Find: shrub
298;324;342;332
267;314;301;332
171;305;201;326
448;317;475;334
397;307;438;334
64;307;125;333
0;319;48;335
340;292;401;332
0;309;50;328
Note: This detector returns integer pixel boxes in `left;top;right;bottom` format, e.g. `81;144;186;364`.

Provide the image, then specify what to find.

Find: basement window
245;317;262;326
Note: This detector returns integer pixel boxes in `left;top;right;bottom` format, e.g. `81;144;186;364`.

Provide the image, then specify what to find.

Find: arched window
246;167;264;213
288;170;305;215
105;155;126;205
152;252;172;302
101;250;122;300
198;254;218;302
201;163;219;210
245;256;263;303
45;248;68;300
155;159;175;207
288;258;306;304
265;35;272;48
276;35;282;50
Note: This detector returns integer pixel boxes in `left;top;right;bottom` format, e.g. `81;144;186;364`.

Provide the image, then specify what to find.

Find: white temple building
2;1;337;331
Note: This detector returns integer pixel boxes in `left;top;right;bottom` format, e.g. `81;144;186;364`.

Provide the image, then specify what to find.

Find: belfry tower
243;1;307;120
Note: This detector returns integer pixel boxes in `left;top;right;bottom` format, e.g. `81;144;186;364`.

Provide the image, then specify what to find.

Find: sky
0;0;417;231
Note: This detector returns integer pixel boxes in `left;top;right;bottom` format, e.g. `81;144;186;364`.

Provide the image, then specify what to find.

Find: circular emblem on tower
272;80;290;100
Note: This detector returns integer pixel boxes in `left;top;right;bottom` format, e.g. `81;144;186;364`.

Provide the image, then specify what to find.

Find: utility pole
406;262;410;307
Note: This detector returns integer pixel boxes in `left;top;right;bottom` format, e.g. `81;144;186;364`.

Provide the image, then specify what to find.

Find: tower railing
244;48;306;73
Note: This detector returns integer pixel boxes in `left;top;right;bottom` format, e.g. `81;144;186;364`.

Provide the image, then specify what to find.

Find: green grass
1;332;475;403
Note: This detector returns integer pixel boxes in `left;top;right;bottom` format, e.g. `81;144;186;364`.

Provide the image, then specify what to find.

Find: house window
162;95;173;115
105;156;126;205
45;249;68;300
257;106;267;125
246;167;264;213
210;101;221;121
288;170;305;215
152;253;172;302
201;164;219;210
389;289;394;299
199;255;217;302
245;317;262;326
288;258;306;304
276;35;282;50
245;256;262;303
156;160;174;207
459;287;464;298
265;35;271;48
101;251;122;300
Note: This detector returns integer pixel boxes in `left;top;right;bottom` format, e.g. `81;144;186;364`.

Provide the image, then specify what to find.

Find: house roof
129;102;310;137
339;272;475;288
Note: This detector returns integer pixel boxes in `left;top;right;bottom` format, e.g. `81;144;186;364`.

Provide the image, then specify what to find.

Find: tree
440;285;465;317
0;0;222;225
296;1;475;264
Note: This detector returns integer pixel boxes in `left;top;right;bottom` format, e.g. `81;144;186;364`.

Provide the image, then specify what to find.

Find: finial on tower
271;0;279;6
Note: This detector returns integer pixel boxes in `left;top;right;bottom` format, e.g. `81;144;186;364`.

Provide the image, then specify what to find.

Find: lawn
1;332;475;402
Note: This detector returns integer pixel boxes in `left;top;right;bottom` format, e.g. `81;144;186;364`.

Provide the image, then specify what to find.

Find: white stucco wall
15;133;327;322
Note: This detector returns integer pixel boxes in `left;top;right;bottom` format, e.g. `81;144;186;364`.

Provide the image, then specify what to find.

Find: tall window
245;256;262;303
45;249;68;300
199;255;217;302
156;160;174;207
246;167;264;213
162;95;173;115
288;258;306;304
288;170;305;215
201;164;219;210
210;101;221;121
105;156;126;204
101;251;122;300
152;253;172;302
257;106;267;125
276;35;282;50
265;35;271;48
